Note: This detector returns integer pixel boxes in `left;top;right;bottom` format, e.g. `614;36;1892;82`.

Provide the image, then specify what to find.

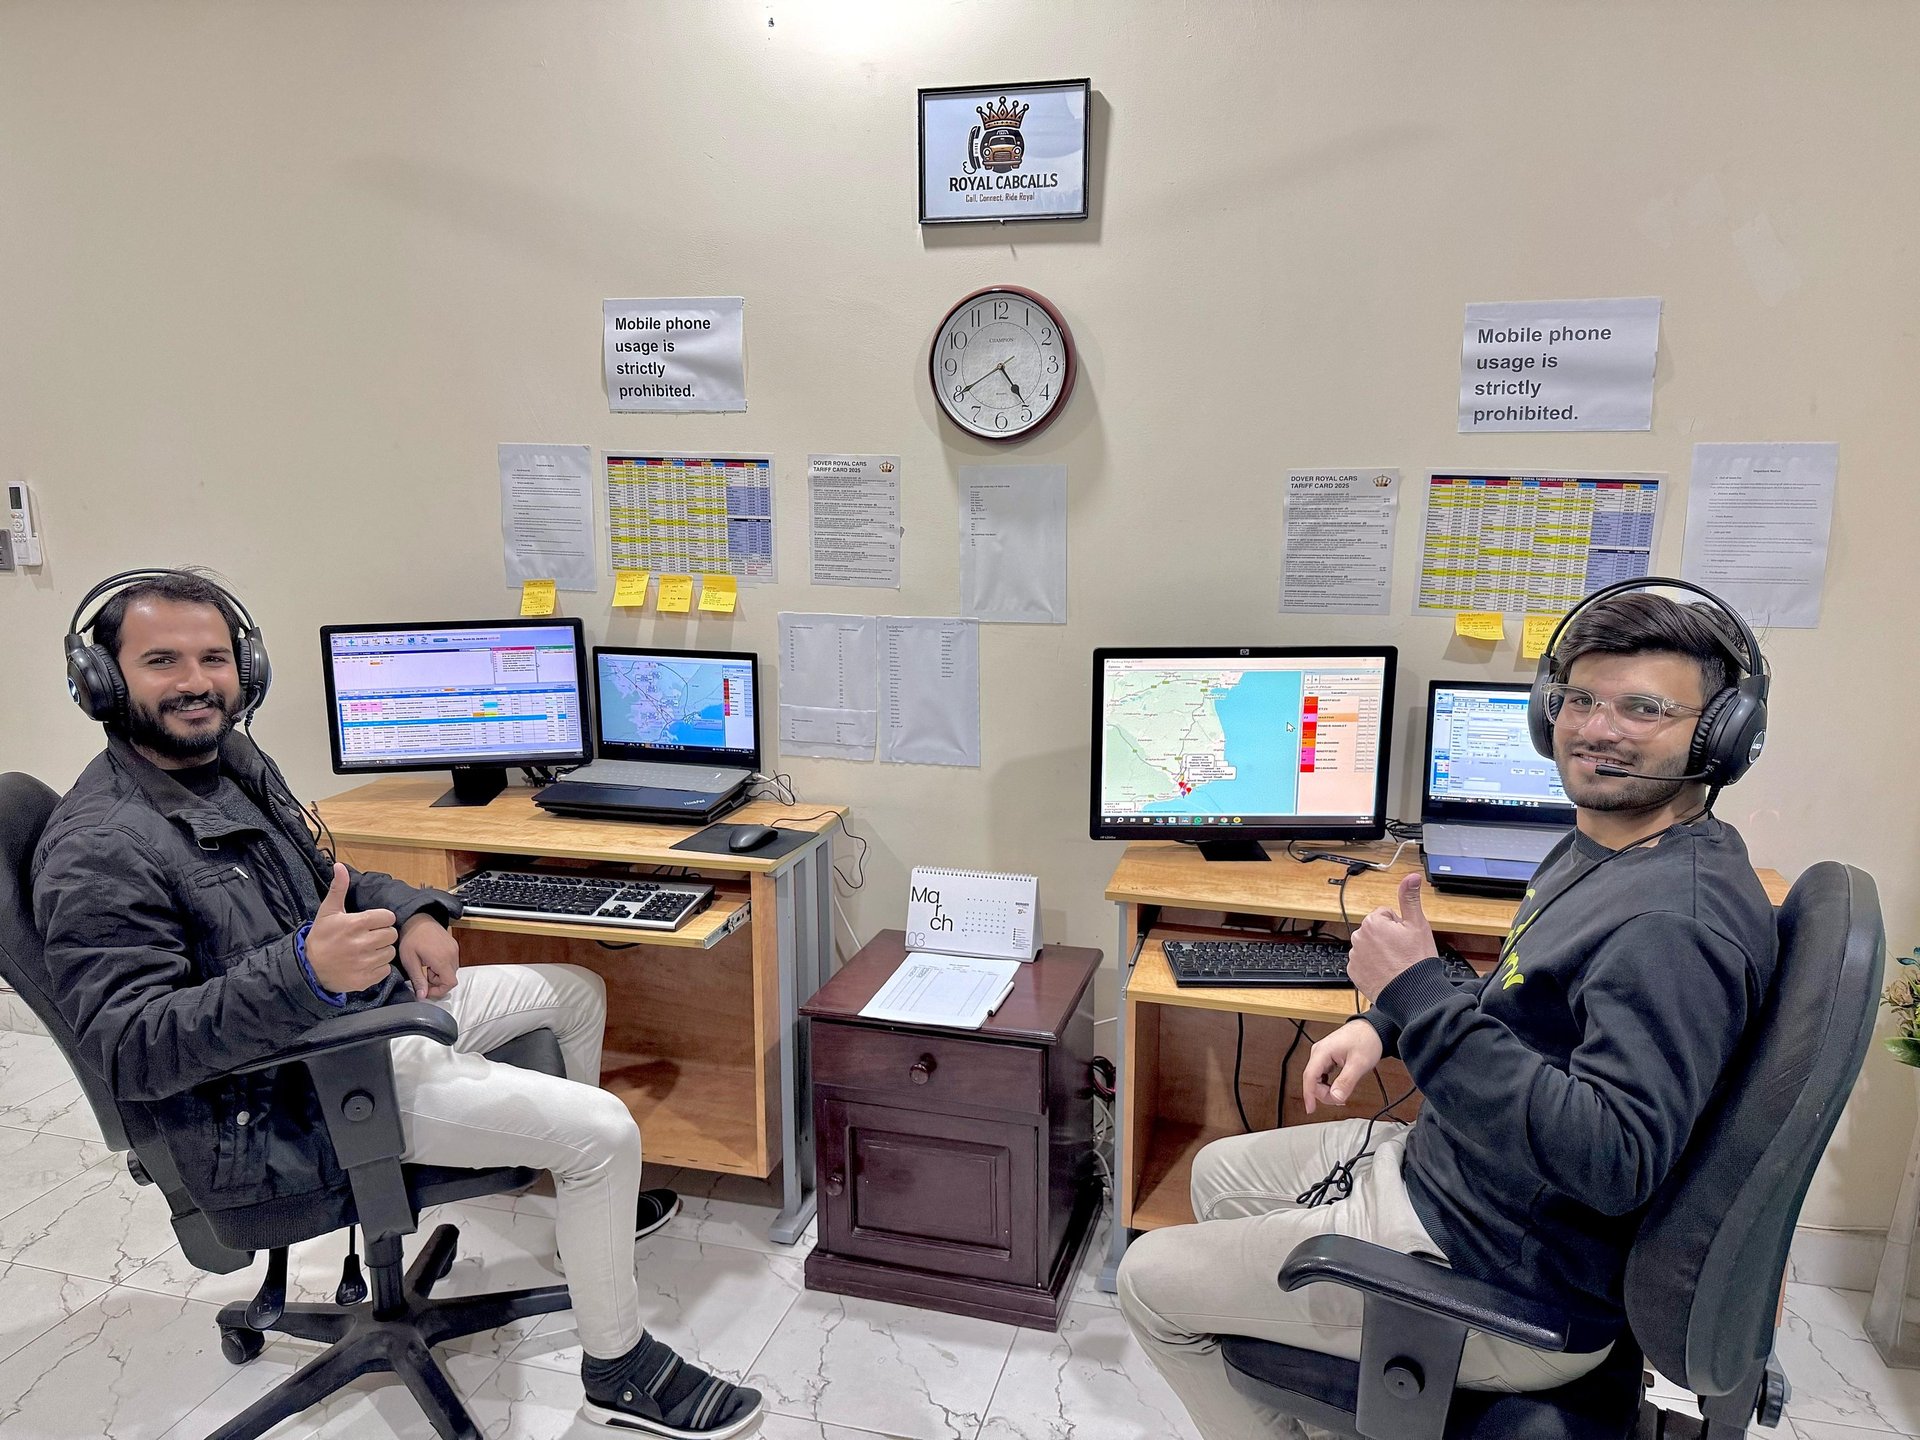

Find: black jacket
31;731;458;1232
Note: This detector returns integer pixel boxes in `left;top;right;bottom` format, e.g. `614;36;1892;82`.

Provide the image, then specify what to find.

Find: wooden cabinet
801;933;1101;1330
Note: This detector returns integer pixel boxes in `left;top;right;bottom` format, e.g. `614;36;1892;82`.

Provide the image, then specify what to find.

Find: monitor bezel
1421;679;1578;828
590;645;762;770
319;617;591;776
1089;645;1398;845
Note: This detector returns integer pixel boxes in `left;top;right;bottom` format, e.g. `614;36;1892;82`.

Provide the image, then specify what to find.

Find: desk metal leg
770;836;829;1245
1099;899;1132;1294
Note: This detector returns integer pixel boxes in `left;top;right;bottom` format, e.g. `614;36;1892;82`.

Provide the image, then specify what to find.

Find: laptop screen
592;647;761;768
1424;682;1575;825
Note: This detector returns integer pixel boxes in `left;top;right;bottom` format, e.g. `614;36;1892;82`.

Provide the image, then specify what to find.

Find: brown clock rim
928;285;1077;444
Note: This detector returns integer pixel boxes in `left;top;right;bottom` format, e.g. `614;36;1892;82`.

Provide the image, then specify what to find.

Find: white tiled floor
1;1022;1917;1439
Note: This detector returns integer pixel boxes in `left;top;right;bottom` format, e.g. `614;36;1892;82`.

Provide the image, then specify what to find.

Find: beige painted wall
3;1;1914;1230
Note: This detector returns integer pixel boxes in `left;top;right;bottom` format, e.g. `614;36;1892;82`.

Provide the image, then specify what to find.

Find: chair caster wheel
221;1326;266;1365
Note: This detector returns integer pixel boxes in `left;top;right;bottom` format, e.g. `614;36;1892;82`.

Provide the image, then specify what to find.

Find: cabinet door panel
818;1095;1039;1285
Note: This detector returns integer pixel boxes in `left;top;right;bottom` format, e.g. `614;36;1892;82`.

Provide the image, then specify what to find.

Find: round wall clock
928;286;1076;441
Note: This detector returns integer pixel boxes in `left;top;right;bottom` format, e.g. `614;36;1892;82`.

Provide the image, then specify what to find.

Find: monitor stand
1195;838;1270;863
432;765;509;808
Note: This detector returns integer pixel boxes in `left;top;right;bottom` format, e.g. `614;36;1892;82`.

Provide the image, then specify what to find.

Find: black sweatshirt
1361;815;1776;1351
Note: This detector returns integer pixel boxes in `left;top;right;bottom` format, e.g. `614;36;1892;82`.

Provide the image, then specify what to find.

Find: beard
124;690;236;763
1555;737;1694;812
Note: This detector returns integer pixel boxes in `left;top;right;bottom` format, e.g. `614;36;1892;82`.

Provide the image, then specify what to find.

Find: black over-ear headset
66;569;272;726
1526;576;1769;787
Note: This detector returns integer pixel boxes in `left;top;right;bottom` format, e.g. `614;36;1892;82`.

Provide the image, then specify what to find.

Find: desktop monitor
1422;680;1575;824
591;646;761;770
320;618;590;807
1090;646;1397;861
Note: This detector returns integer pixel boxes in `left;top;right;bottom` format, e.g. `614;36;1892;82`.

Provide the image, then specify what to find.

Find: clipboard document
857;952;1021;1030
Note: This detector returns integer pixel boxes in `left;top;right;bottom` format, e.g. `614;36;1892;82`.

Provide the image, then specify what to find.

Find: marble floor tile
156;1333;502;1440
0;1078;109;1145
979;1303;1203;1440
1067;1210;1117;1314
0;1032;78;1110
0;990;51;1037
413;1200;572;1361
0;1287;239;1439
511;1230;804;1381
0;1260;111;1368
747;1288;1017;1440
0;1152;178;1283
755;1415;920;1440
1789;1284;1873;1342
1774;1296;1920;1433
0;1124;110;1221
1792;1422;1920;1440
664;1165;809;1257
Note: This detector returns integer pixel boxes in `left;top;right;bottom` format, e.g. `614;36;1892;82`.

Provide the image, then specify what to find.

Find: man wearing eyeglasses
1118;590;1778;1440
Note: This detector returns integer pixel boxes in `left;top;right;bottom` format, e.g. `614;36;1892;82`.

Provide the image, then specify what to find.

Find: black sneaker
582;1335;764;1438
558;1189;683;1275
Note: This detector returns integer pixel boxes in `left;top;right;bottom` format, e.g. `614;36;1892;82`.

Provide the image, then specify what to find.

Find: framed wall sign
918;78;1090;225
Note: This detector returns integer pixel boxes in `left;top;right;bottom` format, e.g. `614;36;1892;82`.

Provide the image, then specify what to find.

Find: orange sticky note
1521;614;1558;660
1455;611;1505;641
518;579;556;616
658;575;693;613
613;570;651;607
698;575;738;614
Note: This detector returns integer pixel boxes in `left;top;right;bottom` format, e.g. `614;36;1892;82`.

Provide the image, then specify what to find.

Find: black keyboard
1161;937;1482;989
452;870;714;932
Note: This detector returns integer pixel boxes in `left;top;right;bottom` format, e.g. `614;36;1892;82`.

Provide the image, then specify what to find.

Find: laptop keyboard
566;759;747;790
1424;823;1563;863
1161;937;1481;989
453;870;714;931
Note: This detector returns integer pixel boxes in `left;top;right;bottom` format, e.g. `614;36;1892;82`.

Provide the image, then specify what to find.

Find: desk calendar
903;867;1041;962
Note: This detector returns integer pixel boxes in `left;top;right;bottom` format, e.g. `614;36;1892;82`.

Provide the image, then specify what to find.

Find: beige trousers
1116;1119;1610;1440
388;962;645;1359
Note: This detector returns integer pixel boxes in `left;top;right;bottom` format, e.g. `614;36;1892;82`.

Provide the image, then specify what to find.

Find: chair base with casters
209;1217;570;1440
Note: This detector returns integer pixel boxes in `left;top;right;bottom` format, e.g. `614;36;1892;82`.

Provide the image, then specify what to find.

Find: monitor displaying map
1091;646;1396;848
592;647;760;765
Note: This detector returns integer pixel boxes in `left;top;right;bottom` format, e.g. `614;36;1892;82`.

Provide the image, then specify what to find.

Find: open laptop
1421;680;1577;897
535;646;760;822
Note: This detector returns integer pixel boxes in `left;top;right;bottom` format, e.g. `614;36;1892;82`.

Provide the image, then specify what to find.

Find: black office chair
1218;861;1884;1440
0;772;575;1440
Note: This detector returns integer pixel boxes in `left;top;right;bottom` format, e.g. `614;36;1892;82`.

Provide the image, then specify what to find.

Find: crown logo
977;96;1029;130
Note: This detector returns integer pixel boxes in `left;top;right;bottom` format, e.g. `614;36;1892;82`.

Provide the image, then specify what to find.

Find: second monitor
1091;646;1397;862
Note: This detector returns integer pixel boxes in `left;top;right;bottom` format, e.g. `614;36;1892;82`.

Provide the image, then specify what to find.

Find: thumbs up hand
1346;871;1441;1002
304;863;399;995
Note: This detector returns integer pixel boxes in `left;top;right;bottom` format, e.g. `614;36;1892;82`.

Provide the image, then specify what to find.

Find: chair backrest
1626;861;1884;1396
0;771;131;1151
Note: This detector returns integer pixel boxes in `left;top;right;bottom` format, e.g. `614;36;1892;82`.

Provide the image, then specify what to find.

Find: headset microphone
1592;762;1714;782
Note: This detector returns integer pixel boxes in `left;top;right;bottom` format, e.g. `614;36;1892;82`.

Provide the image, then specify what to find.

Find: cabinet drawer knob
826;1170;845;1196
910;1055;937;1085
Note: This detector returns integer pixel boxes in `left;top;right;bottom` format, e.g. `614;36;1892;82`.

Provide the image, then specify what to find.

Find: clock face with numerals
929;286;1076;442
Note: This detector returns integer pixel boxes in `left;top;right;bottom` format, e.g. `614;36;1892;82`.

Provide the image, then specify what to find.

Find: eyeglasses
1543;683;1704;737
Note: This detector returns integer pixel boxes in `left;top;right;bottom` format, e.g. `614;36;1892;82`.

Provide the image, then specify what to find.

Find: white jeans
1117;1120;1610;1440
388;963;643;1358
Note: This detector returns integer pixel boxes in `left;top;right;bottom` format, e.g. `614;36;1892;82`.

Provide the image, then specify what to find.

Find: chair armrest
232;1002;458;1074
1281;1234;1572;1353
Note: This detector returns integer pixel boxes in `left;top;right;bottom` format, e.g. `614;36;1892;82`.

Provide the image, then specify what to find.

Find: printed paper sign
603;297;745;413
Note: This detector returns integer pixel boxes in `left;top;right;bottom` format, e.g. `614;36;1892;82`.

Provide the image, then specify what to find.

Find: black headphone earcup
235;626;271;715
65;641;127;724
1526;655;1558;759
1693;680;1768;787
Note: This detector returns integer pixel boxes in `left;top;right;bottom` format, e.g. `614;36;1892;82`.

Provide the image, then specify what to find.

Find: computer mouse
728;824;779;853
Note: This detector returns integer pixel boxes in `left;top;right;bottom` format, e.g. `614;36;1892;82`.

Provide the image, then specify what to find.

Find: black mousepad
670;822;817;862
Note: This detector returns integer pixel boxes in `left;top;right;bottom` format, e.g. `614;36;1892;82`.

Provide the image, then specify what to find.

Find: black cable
1296;1085;1419;1207
1277;1020;1308;1130
1233;1014;1255;1133
769;810;869;889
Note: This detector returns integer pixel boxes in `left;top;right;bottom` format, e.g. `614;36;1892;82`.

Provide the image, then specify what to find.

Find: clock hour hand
961;358;1013;397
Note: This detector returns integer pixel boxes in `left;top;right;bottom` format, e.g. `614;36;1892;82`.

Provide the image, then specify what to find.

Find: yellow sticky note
1521;614;1559;661
658;575;694;613
613;570;651;607
698;575;738;614
1455;611;1505;641
518;579;556;617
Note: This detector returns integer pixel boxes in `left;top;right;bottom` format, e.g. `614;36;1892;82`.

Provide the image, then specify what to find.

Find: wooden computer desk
1096;841;1791;1290
316;777;845;1245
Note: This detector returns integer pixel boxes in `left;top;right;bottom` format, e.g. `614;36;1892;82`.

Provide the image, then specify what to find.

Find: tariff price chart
606;455;777;581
